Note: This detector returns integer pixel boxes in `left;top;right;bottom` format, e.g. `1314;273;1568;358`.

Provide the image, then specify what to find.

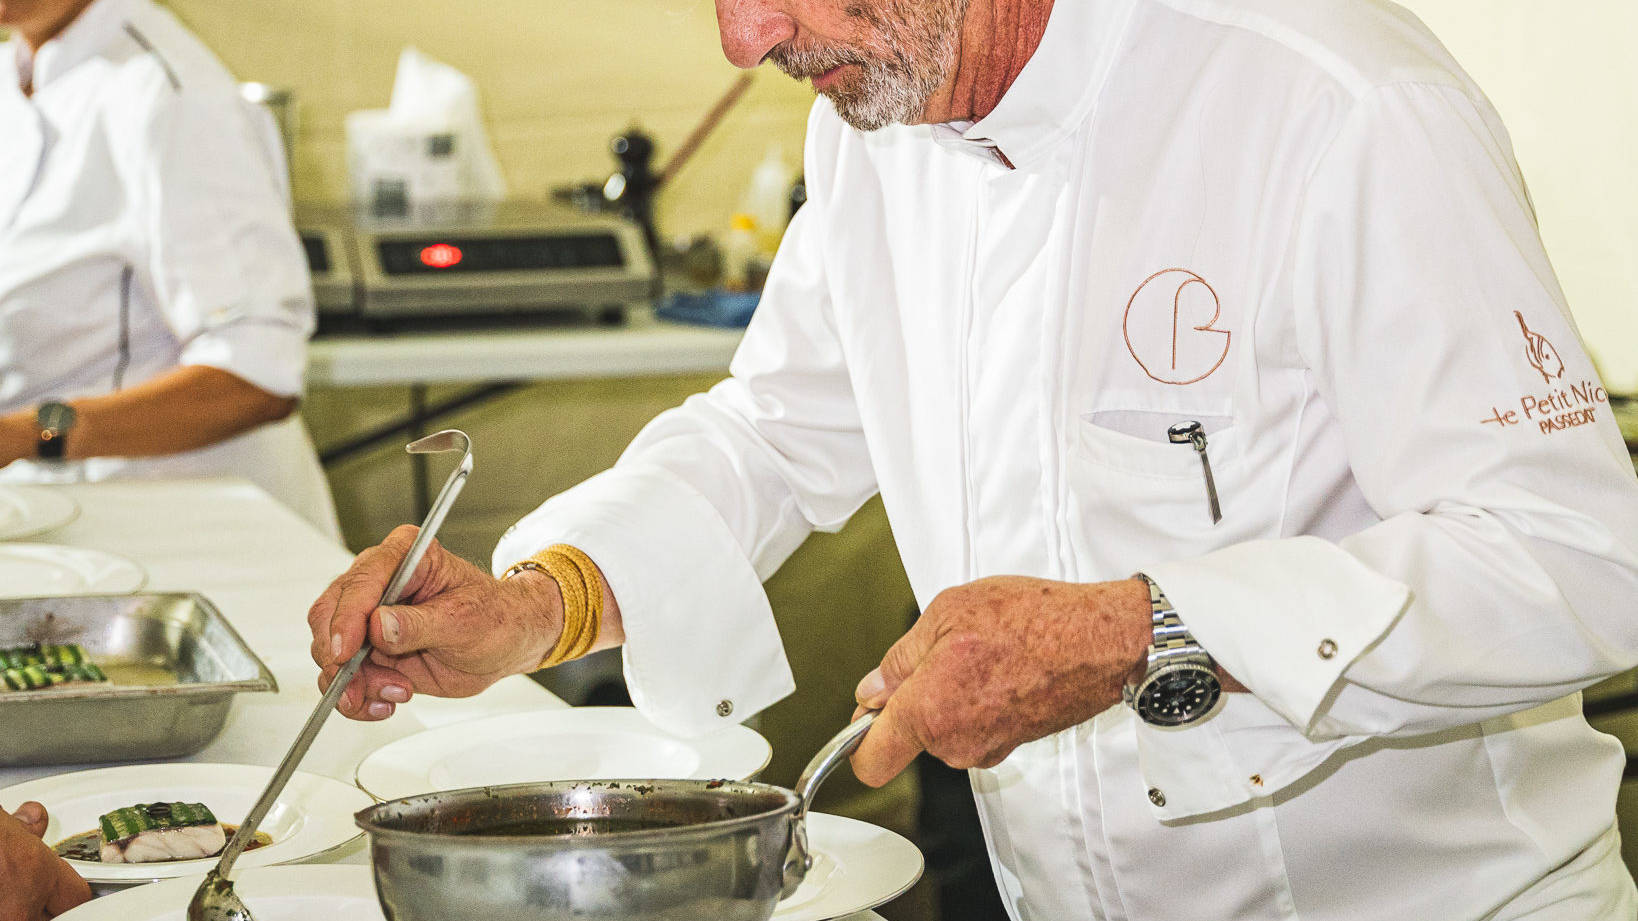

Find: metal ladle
188;430;474;921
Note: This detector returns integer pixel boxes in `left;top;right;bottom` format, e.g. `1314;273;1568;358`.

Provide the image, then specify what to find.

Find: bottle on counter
742;146;794;255
721;213;760;292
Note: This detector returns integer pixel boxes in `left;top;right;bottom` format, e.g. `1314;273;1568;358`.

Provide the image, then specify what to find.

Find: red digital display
418;243;463;269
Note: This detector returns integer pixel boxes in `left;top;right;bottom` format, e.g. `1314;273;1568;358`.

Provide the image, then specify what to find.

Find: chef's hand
309;525;564;721
848;576;1245;786
0;801;91;921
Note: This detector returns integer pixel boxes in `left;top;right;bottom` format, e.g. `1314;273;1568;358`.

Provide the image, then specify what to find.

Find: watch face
1135;663;1222;727
38;402;75;431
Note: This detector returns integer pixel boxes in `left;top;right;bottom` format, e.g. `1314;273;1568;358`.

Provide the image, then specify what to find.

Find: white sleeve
494;106;879;736
139;88;314;397
1135;82;1638;819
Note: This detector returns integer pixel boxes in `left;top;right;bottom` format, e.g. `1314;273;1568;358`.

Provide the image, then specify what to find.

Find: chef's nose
716;0;797;69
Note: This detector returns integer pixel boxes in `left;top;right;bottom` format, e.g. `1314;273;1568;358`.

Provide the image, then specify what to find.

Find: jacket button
1317;639;1338;660
1148;788;1166;807
716;699;734;717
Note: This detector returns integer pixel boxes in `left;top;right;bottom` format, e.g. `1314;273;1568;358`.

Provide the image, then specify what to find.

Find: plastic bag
345;48;507;215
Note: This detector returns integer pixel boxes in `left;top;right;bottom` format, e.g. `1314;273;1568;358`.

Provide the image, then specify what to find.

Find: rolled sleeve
178;318;309;398
139;85;314;397
494;465;796;737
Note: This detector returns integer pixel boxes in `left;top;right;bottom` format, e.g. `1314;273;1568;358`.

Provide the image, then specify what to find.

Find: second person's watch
35;401;76;461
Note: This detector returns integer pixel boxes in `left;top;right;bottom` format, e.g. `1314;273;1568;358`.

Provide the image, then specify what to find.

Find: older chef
0;0;336;536
310;0;1638;918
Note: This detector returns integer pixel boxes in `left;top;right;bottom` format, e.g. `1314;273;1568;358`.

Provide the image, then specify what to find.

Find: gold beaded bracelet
502;544;604;670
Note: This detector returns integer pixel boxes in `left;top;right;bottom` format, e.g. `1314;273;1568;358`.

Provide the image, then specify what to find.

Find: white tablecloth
0;479;887;920
0;478;564;798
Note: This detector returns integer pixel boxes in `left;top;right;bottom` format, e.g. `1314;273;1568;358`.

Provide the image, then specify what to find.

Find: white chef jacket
496;0;1638;917
0;0;337;537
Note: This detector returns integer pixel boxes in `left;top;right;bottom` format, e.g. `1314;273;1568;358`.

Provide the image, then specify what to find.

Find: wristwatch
1122;574;1222;727
34;401;76;461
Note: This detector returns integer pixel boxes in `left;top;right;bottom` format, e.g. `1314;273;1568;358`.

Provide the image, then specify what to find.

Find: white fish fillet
99;823;226;863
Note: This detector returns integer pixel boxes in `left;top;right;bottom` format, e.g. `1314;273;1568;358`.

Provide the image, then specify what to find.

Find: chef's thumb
371;601;441;655
856;619;937;708
11;800;46;837
849;697;923;788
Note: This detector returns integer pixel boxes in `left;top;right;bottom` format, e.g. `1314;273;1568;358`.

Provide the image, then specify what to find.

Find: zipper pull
1169;421;1222;524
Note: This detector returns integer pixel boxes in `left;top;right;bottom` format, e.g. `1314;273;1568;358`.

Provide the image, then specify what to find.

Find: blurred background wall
1394;0;1638;393
151;0;1638;391
163;0;816;245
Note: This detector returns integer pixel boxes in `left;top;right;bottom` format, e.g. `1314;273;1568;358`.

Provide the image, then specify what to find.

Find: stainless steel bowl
354;713;877;921
0;593;277;767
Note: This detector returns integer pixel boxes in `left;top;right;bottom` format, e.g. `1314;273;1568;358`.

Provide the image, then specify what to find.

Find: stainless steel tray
0;593;277;767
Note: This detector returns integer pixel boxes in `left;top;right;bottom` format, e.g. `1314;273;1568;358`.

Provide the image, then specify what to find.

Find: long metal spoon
188;430;475;921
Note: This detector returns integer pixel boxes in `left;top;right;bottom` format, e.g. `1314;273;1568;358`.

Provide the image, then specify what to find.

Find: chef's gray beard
768;0;969;132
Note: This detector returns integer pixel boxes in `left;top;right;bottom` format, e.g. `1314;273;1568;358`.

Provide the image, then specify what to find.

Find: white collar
18;0;137;93
930;0;1137;170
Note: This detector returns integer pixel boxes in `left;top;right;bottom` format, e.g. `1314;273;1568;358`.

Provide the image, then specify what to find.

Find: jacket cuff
1142;535;1410;737
493;464;796;737
1129;693;1356;820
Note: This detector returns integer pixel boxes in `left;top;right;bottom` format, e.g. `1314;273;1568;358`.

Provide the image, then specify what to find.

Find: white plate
354;706;772;801
51;815;921;921
0;763;373;884
56;865;382;921
0;485;79;540
775;812;924;921
0;544;145;597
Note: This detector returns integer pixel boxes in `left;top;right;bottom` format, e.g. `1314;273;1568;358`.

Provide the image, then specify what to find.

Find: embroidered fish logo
1515;311;1564;384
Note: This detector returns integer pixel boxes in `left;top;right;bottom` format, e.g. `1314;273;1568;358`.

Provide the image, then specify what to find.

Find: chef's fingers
42;846;93;917
855;615;938;709
356;661;415;706
11;802;46;838
849;692;925;788
309;525;435;667
320;661;406;720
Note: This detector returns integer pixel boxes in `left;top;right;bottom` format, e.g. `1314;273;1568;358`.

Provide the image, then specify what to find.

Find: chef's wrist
499;567;566;675
1128;574;1248;694
1115;576;1155;669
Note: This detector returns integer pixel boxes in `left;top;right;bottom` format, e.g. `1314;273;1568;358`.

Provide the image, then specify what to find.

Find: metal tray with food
0;593;276;767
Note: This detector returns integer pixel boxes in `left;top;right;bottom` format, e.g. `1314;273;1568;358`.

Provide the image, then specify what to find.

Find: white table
0;480;887;920
0;478;564;796
307;310;743;388
305;311;744;511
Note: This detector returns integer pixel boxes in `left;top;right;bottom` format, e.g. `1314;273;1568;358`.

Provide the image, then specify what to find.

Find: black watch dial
35;401;76;460
1135;663;1222;727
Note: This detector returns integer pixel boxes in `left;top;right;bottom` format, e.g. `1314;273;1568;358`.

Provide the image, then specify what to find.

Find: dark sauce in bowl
461;817;694;837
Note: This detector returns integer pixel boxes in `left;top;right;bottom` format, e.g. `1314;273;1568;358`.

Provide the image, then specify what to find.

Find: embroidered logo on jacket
1481;311;1606;435
1123;269;1232;385
1515;310;1564;384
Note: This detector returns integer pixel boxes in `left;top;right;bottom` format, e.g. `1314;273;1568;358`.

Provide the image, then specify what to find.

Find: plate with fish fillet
0;762;372;883
55;865;384;921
